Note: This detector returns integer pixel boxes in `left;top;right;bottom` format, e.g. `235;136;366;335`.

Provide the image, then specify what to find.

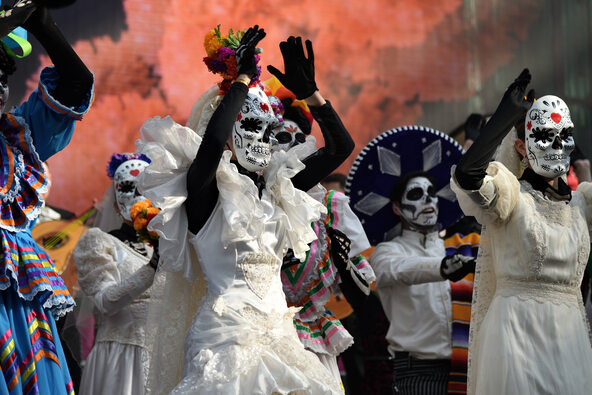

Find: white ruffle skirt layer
171;295;342;394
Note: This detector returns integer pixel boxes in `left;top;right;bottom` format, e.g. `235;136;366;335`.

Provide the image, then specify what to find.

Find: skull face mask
232;86;279;172
396;176;439;231
274;120;307;152
113;158;150;221
525;95;575;178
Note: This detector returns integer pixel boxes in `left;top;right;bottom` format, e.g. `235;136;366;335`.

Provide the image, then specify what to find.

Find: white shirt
371;229;452;359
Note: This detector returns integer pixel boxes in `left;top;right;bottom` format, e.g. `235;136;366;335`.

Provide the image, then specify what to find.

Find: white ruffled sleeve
451;161;521;226
264;149;327;261
136;116;202;281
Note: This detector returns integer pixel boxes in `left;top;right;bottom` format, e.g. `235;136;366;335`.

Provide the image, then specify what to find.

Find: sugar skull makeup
113;159;150;221
274;120;306;152
232;86;279;172
524;95;575;178
396;176;439;230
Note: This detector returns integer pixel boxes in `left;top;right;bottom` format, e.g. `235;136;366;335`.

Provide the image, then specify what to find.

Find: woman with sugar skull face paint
73;153;158;395
453;69;592;394
136;25;352;394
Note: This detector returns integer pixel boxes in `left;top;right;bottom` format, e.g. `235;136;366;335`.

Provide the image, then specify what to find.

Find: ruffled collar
216;149;327;261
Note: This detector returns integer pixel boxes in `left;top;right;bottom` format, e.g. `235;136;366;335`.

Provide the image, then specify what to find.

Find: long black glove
455;69;535;190
328;227;368;310
267;36;317;100
464;113;486;142
235;25;265;78
22;5;93;107
440;253;476;282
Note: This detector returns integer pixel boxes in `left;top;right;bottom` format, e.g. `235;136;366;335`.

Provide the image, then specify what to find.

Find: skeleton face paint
113;159;150;221
0;69;9;117
232;86;280;172
525;95;575;178
273;120;307;152
397;176;438;231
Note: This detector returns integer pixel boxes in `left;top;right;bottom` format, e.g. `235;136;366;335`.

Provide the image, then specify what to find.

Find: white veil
138;85;222;394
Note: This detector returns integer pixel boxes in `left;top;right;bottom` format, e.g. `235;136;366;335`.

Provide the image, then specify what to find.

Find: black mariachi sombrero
345;125;464;246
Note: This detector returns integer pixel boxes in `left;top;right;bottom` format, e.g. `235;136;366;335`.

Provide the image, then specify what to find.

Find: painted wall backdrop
7;0;592;214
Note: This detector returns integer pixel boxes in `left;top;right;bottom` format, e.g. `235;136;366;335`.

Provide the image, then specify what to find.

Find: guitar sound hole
41;233;69;250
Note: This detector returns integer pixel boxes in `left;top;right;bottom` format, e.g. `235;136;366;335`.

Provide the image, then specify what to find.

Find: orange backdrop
10;0;580;214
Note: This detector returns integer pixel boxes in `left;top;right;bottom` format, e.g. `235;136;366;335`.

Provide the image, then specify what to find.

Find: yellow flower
204;30;223;58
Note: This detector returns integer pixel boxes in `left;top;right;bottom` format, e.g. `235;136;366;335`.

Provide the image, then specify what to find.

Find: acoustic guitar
32;207;95;295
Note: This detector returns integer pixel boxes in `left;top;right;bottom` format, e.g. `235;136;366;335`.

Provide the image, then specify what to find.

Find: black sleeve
455;114;518;190
291;100;355;191
186;82;248;234
27;12;93;108
336;265;369;311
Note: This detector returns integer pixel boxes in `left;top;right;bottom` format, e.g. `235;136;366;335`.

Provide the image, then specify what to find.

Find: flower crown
107;153;151;179
203;25;261;94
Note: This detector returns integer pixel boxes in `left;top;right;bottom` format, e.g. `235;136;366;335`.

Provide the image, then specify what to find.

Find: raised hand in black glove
495;68;535;124
455;69;535;190
440;253;476;282
267;36;317;100
235;25;266;79
327;227;351;271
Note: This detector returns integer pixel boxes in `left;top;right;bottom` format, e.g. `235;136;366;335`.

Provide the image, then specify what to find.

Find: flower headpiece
203;25;261;94
107;153;151;179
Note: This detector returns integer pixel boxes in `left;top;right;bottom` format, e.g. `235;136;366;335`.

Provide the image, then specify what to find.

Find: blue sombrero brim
345;125;465;246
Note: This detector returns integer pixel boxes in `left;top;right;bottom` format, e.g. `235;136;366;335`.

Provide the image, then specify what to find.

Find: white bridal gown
136;116;343;394
452;161;592;395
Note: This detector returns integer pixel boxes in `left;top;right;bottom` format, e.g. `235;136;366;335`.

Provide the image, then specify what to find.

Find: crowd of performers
0;1;590;394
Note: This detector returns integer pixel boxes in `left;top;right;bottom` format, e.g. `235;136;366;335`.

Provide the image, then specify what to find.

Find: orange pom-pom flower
129;199;161;246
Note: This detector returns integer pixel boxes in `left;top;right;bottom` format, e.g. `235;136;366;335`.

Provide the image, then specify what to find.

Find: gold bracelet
235;78;250;87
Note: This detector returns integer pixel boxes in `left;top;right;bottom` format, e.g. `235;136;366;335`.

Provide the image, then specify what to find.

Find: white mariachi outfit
136;116;343;394
371;229;452;359
74;228;155;395
451;161;592;395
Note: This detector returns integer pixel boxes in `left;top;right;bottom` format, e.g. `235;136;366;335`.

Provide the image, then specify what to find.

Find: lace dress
451;161;592;395
74;227;155;395
136;116;343;394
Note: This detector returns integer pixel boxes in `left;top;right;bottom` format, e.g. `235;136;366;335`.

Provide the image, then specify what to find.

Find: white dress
136;116;343;394
74;228;155;395
451;161;592;395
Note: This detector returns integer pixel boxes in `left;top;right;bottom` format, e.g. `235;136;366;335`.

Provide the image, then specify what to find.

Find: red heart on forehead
551;113;562;124
130;169;140;177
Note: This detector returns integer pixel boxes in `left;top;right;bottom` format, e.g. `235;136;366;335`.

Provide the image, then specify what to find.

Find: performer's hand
464;113;486;142
495;68;535;123
235;25;266;79
440;253;475;282
328;227;351;271
267;36;318;100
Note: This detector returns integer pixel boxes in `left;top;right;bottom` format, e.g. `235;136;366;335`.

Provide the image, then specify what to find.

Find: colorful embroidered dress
0;66;92;395
281;189;375;356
